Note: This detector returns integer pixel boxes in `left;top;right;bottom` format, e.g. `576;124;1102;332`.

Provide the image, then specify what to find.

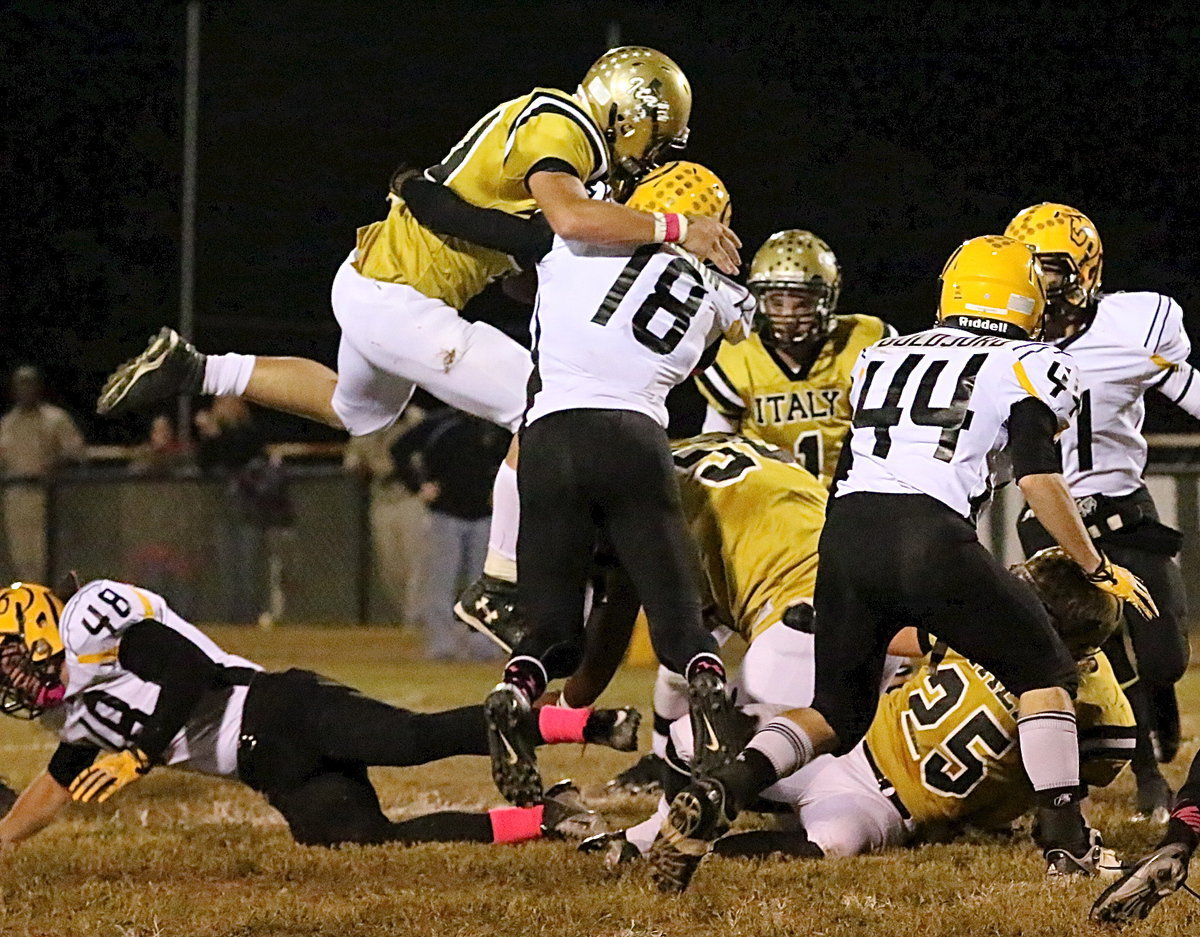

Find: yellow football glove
69;748;152;803
1085;555;1159;620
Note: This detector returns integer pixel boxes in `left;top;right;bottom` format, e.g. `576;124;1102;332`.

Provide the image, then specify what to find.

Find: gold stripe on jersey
866;649;1132;829
696;315;890;486
354;87;606;310
1012;359;1041;400
672;435;824;643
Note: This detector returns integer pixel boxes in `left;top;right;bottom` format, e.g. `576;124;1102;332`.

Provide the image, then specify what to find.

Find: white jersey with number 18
835;326;1079;518
526;238;756;428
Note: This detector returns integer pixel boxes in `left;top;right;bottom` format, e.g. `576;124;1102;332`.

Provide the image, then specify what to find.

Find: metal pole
178;1;201;442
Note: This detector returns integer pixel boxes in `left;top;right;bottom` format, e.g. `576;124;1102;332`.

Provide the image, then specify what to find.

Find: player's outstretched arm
0;771;71;849
1018;473;1102;573
528;171;740;275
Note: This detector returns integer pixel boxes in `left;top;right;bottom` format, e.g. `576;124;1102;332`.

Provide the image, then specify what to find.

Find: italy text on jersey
837;327;1078;517
526;242;754;427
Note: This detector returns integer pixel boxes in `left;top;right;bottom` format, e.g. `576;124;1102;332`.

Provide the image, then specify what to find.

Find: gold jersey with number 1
670;434;825;644
696;315;892;485
354;87;610;310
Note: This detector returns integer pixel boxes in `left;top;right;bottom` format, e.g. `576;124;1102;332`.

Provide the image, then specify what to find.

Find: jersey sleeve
1148;295;1190;364
695;345;749;420
1000;345;1080;433
60;580;156;666
502;94;606;188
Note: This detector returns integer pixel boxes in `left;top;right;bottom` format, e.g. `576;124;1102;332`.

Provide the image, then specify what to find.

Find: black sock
711;830;824;859
1035;787;1087;853
503;657;547;701
384;811;494;844
715;748;778;813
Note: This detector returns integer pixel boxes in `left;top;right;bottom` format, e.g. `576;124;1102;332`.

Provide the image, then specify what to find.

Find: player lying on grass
0;580;638;849
584;548;1134;866
1092;746;1200;925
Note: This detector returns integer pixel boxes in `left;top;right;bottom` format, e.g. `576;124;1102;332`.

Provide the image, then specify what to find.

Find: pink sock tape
538;705;591;744
489;805;544;844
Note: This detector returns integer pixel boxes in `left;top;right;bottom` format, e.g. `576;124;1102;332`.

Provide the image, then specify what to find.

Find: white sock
746;715;816;779
626;796;671;855
203;353;256;397
484;461;520;582
1017;710;1080;792
651;665;689;758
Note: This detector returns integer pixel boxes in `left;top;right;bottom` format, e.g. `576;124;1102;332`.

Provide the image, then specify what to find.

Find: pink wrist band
489;804;545;843
538;704;591;744
664;213;683;243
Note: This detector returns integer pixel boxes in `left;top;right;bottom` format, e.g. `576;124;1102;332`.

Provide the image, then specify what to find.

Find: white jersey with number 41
836;326;1079;518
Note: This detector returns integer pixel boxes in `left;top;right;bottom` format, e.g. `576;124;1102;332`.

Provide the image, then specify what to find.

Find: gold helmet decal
0;582;65;719
938;235;1046;340
625;160;731;223
748;230;841;346
1004;203;1102;310
578;46;692;184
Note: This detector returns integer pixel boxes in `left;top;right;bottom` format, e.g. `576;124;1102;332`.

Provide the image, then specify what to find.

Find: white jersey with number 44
526;238;756;428
836;327;1079;518
1057;292;1193;498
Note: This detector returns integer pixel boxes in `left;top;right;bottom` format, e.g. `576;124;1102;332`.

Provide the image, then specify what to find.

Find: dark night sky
4;1;1200;443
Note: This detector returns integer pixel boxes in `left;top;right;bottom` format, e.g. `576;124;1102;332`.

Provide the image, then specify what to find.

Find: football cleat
97;327;206;416
454;575;526;654
1091;842;1193;925
484;683;542;806
605;753;669;795
578;830;642;868
687;670;741;778
1135;774;1173;825
585;707;640;752
540;779;609;841
1045;827;1121;878
649;776;733;893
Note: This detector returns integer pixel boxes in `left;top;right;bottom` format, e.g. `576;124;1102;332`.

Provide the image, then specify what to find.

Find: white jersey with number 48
526;238;756;428
1056;292;1194;498
836;327;1079;518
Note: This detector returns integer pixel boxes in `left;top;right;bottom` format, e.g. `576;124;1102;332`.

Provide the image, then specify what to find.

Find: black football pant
514;408;715;679
238;669;497;846
814;493;1077;755
1018;488;1189;775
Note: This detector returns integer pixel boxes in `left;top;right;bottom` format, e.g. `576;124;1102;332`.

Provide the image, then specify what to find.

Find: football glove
69;748;151;803
1085;555;1158;620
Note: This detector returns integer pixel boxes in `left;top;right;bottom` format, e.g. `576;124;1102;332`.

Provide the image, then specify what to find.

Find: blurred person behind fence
343;406;429;626
128;414;192;478
391;407;509;660
0;366;85;581
195;397;293;625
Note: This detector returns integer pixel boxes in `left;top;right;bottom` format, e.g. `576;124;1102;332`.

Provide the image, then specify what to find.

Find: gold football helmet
748;230;842;347
938;235;1046;339
0;582;65;719
578;47;691;189
1004;203;1102;313
1012;548;1121;660
625;160;731;222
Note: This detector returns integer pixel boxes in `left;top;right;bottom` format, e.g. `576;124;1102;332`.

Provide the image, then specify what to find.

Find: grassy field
0;626;1197;937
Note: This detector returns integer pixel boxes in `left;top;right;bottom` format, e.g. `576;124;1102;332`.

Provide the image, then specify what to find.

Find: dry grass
0;626;1197;937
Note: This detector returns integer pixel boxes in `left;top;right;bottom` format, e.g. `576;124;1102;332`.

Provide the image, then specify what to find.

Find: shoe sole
484;687;542;806
97;328;178;416
688;676;735;778
453;600;514;654
649;789;709;893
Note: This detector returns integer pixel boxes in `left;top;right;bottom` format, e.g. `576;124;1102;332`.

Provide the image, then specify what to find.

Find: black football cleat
484;683;542;806
585;707;641;752
605;752;669;795
540;779;608;840
1044;827;1120;877
578;830;642;868
687;670;741;778
1091;842;1193;925
649;776;733;893
97;327;206;416
454;575;526;654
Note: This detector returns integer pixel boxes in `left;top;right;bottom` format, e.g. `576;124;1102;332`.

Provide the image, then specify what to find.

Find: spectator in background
128;414;192;478
343;406;429;626
196;397;293;625
392;408;509;660
0;366;85;581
